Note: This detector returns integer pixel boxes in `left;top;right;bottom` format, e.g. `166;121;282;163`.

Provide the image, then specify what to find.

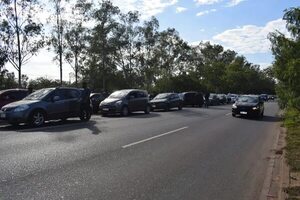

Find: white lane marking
122;126;189;149
226;113;232;116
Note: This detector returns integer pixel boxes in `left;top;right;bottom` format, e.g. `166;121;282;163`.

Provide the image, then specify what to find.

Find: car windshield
24;88;54;100
109;90;129;99
154;93;171;99
237;96;259;103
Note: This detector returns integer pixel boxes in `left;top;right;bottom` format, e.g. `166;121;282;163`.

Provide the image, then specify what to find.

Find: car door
64;89;81;117
127;91;138;112
46;89;69;119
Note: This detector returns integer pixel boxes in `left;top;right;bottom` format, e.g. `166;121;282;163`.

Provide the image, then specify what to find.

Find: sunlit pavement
0;102;279;200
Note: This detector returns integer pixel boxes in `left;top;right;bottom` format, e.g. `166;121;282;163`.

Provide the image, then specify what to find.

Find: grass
284;186;300;199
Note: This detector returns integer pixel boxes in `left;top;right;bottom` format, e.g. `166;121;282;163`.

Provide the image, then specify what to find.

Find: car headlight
14;105;29;112
115;100;122;106
232;104;237;109
252;106;258;110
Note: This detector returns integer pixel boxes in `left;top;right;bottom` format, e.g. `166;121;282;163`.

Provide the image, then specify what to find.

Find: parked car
217;94;227;104
0;89;29;109
0;87;91;127
209;93;220;106
227;94;238;103
99;89;151;116
260;94;268;101
232;95;264;118
90;92;109;113
180;92;204;107
150;93;183;111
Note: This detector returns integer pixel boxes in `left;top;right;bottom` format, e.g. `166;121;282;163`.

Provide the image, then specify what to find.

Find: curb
259;124;289;200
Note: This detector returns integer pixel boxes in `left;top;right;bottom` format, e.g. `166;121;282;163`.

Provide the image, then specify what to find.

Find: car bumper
0;110;30;124
232;107;261;117
150;102;167;110
99;105;121;114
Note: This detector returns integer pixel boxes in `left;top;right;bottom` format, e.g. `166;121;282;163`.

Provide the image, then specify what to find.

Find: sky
5;0;299;82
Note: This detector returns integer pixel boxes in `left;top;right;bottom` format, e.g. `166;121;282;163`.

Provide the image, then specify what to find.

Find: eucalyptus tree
64;0;92;86
136;17;160;90
0;0;44;87
48;0;67;85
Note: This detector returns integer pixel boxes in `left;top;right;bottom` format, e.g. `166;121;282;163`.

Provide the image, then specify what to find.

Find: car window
54;89;67;101
129;91;138;99
65;89;80;99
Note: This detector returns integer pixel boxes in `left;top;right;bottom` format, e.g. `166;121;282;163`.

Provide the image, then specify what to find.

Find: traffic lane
0;105;231;184
0;103;279;200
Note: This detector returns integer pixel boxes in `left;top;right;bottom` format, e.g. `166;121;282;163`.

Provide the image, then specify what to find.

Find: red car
0;89;29;109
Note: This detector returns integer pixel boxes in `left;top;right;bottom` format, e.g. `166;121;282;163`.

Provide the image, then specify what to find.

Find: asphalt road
0;102;280;200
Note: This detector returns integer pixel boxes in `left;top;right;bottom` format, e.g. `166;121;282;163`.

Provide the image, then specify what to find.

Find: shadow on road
0;119;101;135
238;115;281;122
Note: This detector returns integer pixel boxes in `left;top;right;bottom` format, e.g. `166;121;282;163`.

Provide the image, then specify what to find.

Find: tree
0;0;44;87
64;0;92;86
269;7;300;110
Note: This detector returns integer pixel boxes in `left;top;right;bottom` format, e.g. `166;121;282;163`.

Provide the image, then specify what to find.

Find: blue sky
6;0;299;81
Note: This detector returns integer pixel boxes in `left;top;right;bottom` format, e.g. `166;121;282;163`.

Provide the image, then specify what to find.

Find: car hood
101;98;121;105
2;99;39;108
150;99;168;103
235;102;258;107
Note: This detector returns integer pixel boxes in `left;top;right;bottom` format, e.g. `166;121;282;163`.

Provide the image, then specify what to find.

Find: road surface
0;102;280;200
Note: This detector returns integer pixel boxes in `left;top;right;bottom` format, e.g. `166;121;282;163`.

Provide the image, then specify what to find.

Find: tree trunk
14;0;22;88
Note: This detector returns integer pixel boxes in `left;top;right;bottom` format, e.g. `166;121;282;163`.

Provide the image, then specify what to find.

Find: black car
99;89;151;116
150;93;183;111
90;93;109;113
0;89;29;109
217;94;227;104
180;92;204;107
209;93;220;106
0;87;91;127
232;95;264;118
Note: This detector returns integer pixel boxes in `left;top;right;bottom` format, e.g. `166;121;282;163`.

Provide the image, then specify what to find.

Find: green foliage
28;77;70;90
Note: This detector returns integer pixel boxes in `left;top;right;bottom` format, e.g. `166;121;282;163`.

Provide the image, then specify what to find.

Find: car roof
114;89;147;93
0;88;28;94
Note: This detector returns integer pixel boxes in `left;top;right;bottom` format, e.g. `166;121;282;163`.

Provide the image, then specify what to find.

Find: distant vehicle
227;94;238;103
232;95;264;118
180;92;204;107
90;93;109;113
209;93;220;106
150;93;183;111
260;94;268;101
0;87;91;127
217;94;227;104
99;89;151;116
0;89;29;109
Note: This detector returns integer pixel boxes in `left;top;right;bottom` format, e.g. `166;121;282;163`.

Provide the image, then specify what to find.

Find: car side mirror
52;96;60;102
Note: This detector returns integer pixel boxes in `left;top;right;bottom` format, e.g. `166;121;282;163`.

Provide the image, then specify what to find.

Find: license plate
0;113;5;118
240;111;247;115
102;108;109;111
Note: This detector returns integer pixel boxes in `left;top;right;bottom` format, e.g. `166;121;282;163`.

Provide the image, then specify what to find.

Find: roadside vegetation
0;0;275;94
269;7;300;199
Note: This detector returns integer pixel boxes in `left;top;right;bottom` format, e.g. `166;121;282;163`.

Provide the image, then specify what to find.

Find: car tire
178;104;182;110
232;113;236;117
80;108;91;121
145;105;151;114
30;110;45;127
121;106;129;117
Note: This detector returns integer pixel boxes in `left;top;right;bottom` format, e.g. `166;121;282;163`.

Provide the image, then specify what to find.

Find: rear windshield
24;88;54;100
237;96;259;103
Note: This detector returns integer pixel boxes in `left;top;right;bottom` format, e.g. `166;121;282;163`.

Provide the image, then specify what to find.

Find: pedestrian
80;82;92;120
204;92;210;108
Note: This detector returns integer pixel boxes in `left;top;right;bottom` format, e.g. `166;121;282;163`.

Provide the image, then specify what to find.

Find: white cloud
111;0;178;19
194;0;222;5
212;19;289;54
176;6;187;13
200;28;205;32
226;0;245;7
196;9;217;17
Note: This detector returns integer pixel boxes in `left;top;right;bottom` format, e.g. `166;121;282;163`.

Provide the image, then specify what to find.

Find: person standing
80;82;92;120
204;92;210;108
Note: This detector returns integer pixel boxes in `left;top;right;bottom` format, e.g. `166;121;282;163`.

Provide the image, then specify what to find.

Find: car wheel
30;110;45;127
178;104;182;110
80;108;91;121
232;113;236;117
121;106;129;117
145;105;151;114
